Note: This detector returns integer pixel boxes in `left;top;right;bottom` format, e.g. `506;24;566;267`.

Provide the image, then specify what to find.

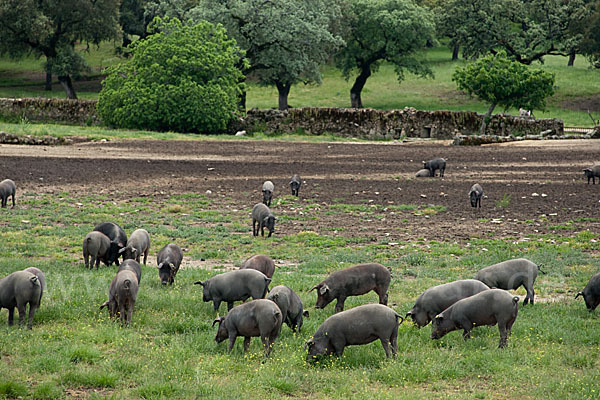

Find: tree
580;1;600;66
189;0;344;110
0;0;120;98
439;0;588;65
98;18;246;133
336;0;435;108
453;51;555;134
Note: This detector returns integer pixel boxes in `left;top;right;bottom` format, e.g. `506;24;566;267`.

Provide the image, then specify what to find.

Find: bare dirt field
2;138;600;243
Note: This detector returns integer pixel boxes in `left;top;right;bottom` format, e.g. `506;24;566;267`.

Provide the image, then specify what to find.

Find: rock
235;130;247;136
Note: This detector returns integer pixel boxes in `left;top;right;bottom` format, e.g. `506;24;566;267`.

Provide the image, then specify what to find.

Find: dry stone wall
0;98;563;139
0;98;100;125
242;107;563;139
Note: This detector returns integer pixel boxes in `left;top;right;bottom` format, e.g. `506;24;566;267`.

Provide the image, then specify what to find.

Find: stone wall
0;98;100;125
241;107;564;139
0;98;564;139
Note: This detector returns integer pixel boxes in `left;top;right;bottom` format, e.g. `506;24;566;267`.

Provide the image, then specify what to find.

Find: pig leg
390;326;399;358
227;333;238;353
213;300;222;312
526;286;535;305
27;303;37;329
143;248;148;265
126;303;134;325
10;193;15;208
227;301;235;311
252;219;257;236
379;337;391;358
17;302;27;327
334;296;347;313
330;338;345;357
260;222;265;237
93;255;99;269
375;285;389;305
498;325;509;348
1;196;5;207
7;307;14;326
260;336;271;357
119;303;127;325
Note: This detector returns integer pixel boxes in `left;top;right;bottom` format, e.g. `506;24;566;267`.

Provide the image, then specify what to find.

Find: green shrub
98;17;245;133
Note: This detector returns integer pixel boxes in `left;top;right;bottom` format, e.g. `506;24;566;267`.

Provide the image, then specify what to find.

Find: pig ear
434;314;443;321
118;247;126;254
304;339;314;350
303;310;310;318
309;284;320;292
157;262;164;269
132;248;138;256
575;292;583;299
212;317;224;327
319;285;329;296
169;263;176;271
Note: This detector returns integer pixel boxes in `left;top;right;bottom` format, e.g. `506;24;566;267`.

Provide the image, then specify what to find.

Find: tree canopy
98;18;246;133
453;51;555;134
438;0;588;65
336;0;435;108
0;0;120;98
189;0;344;110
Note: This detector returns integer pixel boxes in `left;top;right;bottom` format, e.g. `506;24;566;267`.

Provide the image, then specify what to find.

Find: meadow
0;44;599;127
0;137;599;399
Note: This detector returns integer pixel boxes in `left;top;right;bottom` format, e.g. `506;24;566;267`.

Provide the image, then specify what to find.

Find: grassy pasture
0;44;599;126
0;186;599;399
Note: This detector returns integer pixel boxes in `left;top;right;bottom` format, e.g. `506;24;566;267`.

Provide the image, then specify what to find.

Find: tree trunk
45;71;52;91
479;102;496;135
568;50;576;66
452;44;460;61
350;65;371;109
275;81;291;111
58;75;77;99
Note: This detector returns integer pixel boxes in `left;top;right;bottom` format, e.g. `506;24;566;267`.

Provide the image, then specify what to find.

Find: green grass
1;189;600;398
1;44;599;126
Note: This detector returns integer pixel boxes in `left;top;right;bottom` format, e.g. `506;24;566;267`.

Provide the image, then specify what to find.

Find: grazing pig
415;169;431;177
252;203;275;238
474;258;545;305
267;285;309;332
583;165;600;184
83;231;111;269
0;179;16;208
0;270;42;329
431;289;519;348
213;299;283;357
23;267;46;301
290;174;301;196
306;304;402;361
195;269;272;312
406;279;490;328
240;254;275;279
119;229;150;265
262;181;274;206
93;222;127;266
469;183;483;208
575;271;600;311
311;263;391;313
423;158;446;177
118;259;142;284
157;243;183;285
100;269;139;325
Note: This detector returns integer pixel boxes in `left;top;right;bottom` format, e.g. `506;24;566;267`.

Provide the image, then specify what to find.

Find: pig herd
2;170;600;365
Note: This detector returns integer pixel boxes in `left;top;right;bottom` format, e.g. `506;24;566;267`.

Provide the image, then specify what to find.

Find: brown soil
2;138;600;243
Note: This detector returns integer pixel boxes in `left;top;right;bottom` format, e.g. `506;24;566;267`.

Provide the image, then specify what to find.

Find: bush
98;18;245;133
